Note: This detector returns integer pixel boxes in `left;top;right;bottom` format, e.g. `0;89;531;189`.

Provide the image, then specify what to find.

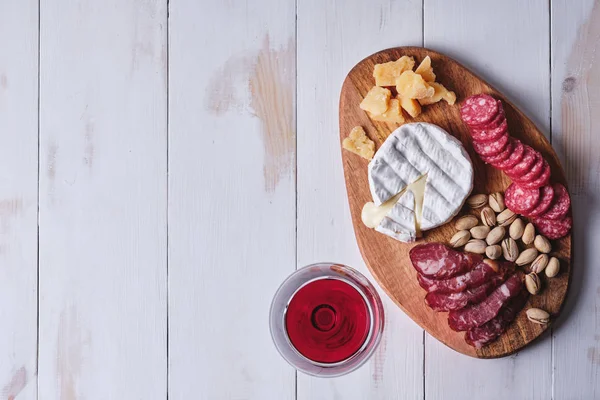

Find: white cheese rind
368;122;473;241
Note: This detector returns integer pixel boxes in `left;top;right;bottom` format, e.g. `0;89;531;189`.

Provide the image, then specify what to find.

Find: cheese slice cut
362;173;429;242
364;123;473;242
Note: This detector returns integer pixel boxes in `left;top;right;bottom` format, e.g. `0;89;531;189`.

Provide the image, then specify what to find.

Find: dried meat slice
541;183;571;220
470;118;508;143
409;243;481;279
417;260;511;294
513;151;544;183
482;139;512;166
496;139;525;170
473;133;510;157
425;276;505;312
505;183;541;214
525;185;555;217
505;146;537;178
477;102;505;129
448;273;523;331
532;216;572;239
518;161;551;189
465;291;528;348
460;94;499;127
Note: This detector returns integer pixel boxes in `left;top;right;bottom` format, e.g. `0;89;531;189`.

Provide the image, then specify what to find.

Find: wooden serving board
339;47;572;358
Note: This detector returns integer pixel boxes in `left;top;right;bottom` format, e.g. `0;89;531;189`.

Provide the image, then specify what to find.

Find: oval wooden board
339;47;572;358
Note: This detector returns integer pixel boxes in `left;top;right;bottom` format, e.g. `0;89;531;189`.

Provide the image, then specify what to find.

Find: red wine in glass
270;263;384;377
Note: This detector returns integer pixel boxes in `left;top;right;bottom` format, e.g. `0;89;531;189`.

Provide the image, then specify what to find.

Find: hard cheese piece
418;82;456;106
415;55;436;82
373;56;415;86
395;71;435;100
359;86;391;115
397;94;422;118
368;123;473;242
370;98;405;123
342;126;375;160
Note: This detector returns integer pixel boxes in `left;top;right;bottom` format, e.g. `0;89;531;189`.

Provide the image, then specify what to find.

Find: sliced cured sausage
541;183;571;220
505;183;541;214
518;161;551;189
525;185;555;217
505;146;537;178
513;151;544;183
532;216;572;239
448;273;523;331
482;140;512;166
470;119;508;143
477;102;505;129
495;139;525;170
465;291;528;348
409;243;482;279
460;94;499;127
425;276;505;312
473;133;510;157
417;261;510;294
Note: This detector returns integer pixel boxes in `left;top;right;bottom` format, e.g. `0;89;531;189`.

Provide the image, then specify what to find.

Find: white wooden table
1;0;599;398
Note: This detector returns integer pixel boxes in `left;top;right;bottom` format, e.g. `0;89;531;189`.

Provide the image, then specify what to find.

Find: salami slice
496;139;525;170
518;160;551;189
477;102;505;129
425;277;505;312
448;273;523;331
470;119;508;143
410;243;482;279
473;133;510;157
505;183;541;214
460;94;499;127
513;151;544;183
417;261;510;294
532;216;572;239
541;183;571;220
465;291;528;348
525;185;555;217
482;140;512;166
505;146;536;177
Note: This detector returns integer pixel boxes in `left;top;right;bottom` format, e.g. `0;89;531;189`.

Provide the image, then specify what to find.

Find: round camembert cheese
363;122;473;242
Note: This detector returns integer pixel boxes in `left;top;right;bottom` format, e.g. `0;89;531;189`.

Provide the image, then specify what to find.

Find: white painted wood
37;1;167;398
551;0;600;397
168;1;296;399
424;1;553;399
0;2;38;399
296;0;424;398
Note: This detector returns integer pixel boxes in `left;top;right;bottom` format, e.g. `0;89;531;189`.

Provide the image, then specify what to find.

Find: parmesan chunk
342;126;375;160
395;71;435;100
415;56;436;82
373;56;415;86
359;86;391;115
418;82;457;106
370;98;405;124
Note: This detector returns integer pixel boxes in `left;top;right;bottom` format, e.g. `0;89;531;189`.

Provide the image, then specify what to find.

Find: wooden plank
551;0;600;397
0;2;38;399
168;1;296;399
297;0;424;398
37;1;167;398
424;0;553;398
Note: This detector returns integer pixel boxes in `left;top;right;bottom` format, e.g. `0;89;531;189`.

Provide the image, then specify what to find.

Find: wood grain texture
297;0;425;398
38;1;167;398
551;0;600;397
168;1;296;399
340;46;570;359
421;2;554;398
0;2;38;399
